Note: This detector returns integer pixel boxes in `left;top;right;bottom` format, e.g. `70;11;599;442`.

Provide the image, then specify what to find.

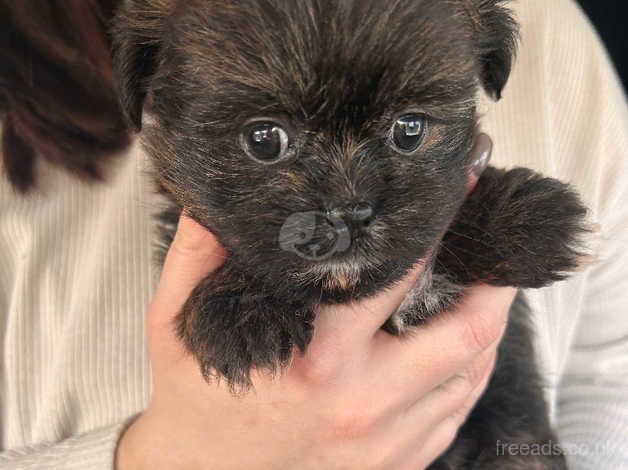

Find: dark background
577;0;627;89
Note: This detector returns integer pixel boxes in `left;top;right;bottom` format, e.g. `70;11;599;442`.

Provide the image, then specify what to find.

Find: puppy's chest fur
385;270;465;334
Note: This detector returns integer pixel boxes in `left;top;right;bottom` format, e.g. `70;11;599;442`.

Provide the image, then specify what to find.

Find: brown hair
0;0;130;192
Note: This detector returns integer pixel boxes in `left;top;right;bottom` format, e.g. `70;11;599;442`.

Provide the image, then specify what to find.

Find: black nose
351;202;374;225
329;202;375;228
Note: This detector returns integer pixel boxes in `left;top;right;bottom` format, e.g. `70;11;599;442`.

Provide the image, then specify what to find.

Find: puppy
113;1;587;467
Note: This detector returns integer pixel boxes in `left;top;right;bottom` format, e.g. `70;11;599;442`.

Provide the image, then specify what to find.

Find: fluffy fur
112;1;588;468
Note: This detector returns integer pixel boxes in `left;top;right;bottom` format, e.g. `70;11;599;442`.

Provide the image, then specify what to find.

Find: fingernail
470;133;493;177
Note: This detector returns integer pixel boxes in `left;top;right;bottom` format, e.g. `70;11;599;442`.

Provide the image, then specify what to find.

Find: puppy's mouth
276;200;460;293
278;210;380;263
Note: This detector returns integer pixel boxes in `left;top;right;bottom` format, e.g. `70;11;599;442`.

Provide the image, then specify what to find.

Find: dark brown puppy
113;1;587;467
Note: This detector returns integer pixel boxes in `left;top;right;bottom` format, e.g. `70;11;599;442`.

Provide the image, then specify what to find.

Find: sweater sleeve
0;419;135;470
0;138;153;468
545;2;628;468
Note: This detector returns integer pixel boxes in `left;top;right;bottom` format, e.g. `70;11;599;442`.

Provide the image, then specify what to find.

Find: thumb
149;213;227;327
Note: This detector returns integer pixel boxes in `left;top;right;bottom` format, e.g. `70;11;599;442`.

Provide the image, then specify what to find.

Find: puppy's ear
472;0;519;100
112;0;171;130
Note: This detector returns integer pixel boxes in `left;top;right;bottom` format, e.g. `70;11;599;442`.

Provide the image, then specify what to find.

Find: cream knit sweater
1;0;627;469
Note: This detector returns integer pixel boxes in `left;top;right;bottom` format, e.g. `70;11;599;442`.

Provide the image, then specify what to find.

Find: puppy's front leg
438;166;589;288
176;263;315;390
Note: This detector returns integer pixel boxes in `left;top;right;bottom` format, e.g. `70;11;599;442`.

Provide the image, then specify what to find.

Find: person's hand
115;211;514;470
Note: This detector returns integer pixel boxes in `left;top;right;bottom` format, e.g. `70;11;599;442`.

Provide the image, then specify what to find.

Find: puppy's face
114;0;516;286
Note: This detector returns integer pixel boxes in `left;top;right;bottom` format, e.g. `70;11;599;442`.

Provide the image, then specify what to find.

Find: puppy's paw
177;267;314;391
439;166;590;288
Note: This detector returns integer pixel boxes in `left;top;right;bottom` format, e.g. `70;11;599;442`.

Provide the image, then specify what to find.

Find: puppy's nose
351;201;374;225
329;201;375;228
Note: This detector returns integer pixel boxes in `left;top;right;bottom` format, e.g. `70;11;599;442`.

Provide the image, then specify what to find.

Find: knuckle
461;310;504;353
439;375;475;408
464;354;491;389
446;356;496;425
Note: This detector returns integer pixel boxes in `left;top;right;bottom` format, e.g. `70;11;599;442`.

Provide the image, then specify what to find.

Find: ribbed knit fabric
0;142;154;469
0;0;626;469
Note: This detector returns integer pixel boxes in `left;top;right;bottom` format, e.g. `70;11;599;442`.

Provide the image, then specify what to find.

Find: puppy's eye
389;113;427;154
241;121;290;163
